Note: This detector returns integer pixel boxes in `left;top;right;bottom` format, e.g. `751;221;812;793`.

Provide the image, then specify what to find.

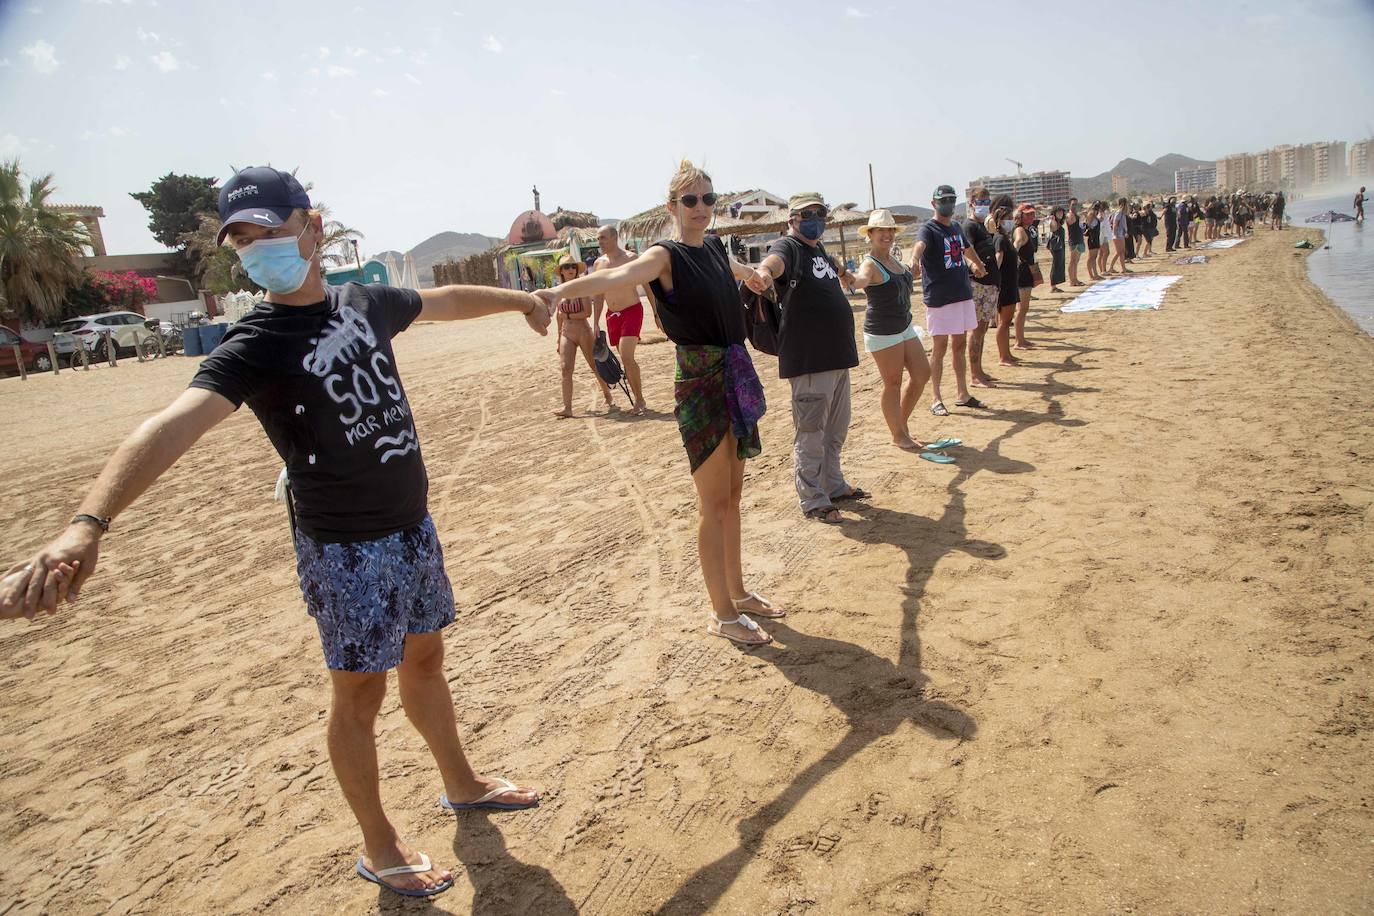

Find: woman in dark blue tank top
539;160;778;647
848;210;939;456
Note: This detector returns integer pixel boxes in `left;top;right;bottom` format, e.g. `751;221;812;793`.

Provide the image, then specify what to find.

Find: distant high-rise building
1175;165;1217;193
1252;149;1281;188
1350;138;1372;179
1111;174;1131;195
1215;153;1257;190
1310;140;1347;188
966;170;1072;208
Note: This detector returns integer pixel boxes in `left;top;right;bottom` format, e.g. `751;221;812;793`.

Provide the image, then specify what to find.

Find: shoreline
0;228;1371;914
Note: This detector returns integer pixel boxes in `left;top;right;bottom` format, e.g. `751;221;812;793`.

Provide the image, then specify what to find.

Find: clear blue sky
2;0;1371;256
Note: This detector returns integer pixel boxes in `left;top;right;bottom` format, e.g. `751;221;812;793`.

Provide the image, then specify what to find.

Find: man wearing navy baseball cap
1;166;554;899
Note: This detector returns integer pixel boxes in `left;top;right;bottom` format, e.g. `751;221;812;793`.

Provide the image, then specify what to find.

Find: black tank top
1016;234;1036;288
998;234;1018;302
860;254;913;336
1067;213;1084;245
648;235;746;348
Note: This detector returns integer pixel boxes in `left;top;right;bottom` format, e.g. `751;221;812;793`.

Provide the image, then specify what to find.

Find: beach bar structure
966;170;1072;208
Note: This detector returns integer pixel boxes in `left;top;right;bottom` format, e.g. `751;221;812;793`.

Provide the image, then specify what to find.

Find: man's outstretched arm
417;285;551;334
0;387;237;620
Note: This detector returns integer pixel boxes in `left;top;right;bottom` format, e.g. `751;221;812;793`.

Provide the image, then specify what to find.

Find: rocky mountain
374;231;503;286
1072;154;1213;200
889;204;934;220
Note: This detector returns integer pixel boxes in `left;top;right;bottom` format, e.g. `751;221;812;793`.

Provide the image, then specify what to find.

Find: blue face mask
237;224;316;294
799;217;826;240
973;202;991;219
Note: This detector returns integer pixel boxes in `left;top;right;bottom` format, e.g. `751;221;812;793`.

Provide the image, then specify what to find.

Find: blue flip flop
920;451;956;464
927;438;962;450
356;852;454;898
440;778;540;812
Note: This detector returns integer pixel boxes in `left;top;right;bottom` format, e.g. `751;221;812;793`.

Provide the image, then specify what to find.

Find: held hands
523;293;553;336
744;268;773;295
970;261;987;278
1;524;101;620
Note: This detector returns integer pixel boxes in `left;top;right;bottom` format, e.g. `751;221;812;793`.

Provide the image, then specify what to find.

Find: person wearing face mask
0;166;555;900
1164;196;1179;252
753;192;864;524
912;185;990;416
1085;202;1103;281
1046;205;1067;293
961;187;1000;388
988;197;1021;367
1066;198;1085;286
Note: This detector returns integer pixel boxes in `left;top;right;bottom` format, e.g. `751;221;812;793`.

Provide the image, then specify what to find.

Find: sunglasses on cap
675;192;718;208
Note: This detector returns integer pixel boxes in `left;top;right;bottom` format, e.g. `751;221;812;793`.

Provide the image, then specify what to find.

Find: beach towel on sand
1060;276;1182;313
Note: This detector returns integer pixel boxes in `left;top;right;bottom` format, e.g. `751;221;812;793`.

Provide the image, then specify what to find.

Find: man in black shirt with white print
752;192;865;524
0;167;553;900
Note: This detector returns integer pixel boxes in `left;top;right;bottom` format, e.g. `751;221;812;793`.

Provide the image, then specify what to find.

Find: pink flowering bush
64;270;160;318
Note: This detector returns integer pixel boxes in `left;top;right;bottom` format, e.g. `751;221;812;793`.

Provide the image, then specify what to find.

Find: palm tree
0;160;91;323
312;201;364;268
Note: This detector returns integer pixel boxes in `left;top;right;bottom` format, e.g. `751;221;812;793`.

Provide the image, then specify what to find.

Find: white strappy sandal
708;613;771;646
731;592;784;619
355;852;454;898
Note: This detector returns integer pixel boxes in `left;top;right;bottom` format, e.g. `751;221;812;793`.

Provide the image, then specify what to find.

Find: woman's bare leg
693;432;767;644
1014;290;1033;349
871;343;919;448
929;334;949;407
996;306;1018;365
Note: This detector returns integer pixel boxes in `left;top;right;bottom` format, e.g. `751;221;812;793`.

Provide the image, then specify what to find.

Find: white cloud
261;71;277;81
27;5;44;14
306;66;320;77
345;45;369;58
114;54;130;70
452;9;463;14
0;133;26;157
326;64;355;78
845;6;869;16
370;87;389;98
1247;11;1281;26
136;26;160;44
318;46;331;59
404;72;421;85
80;126;134;141
149;50;180;72
385;46;402;56
108;126;129;137
218;96;229;106
0;59;11;68
21;40;59;74
482;35;503;53
328;109;345;122
410;49;429;66
550;89;566;96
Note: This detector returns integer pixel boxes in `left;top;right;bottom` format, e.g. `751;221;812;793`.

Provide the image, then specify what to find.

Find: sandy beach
1;226;1371;914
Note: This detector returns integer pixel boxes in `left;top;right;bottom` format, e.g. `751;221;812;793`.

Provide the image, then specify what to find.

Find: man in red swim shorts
593;224;658;415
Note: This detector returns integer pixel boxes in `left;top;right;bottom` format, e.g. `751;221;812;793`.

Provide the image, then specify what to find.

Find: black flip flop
804;506;842;524
833;488;870;502
955;396;989;409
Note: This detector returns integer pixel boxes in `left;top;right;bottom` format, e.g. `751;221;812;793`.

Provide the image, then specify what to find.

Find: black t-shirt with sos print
767;236;859;380
190;282;428;543
917;218;974;307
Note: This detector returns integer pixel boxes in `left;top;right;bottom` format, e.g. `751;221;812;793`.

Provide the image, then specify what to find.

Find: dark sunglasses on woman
675;192;719;208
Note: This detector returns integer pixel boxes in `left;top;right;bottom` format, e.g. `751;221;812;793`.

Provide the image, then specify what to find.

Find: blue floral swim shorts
293;514;456;672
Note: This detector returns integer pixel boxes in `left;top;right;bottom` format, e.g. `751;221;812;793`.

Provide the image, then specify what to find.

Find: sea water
1286;192;1371;336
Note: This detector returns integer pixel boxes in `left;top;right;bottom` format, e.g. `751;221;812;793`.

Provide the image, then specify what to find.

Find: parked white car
55;311;159;362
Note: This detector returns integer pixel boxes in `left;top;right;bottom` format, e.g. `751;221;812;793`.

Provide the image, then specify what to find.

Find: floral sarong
674;343;766;473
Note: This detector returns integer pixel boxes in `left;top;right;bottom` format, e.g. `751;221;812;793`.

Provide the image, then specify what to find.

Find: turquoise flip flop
926;438;962;450
920;451;956;464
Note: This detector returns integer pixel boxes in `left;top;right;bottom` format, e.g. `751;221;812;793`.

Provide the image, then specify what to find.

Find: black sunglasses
676;192;718;208
796;208;827;221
